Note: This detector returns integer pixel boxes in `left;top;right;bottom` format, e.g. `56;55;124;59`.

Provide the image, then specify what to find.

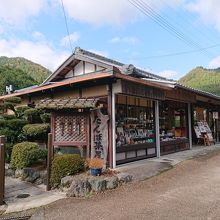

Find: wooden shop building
1;47;220;168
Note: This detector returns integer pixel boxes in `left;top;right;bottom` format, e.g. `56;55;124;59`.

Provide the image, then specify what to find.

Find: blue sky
0;0;220;80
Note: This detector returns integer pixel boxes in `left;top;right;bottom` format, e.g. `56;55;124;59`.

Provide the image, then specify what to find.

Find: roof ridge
75;47;168;81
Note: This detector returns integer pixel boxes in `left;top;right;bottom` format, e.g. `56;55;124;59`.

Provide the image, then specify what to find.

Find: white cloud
209;56;220;68
0;38;69;71
158;70;178;79
32;31;46;41
0;25;4;35
60;0;183;26
110;36;138;44
0;0;45;25
60;32;80;47
186;0;220;31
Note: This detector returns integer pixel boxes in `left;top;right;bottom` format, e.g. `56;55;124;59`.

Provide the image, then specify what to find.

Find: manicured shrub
6;119;28;129
15;105;30;117
1;115;16;120
23;123;50;140
40;113;51;123
5;143;13;163
4;97;21;104
10;142;47;169
50;154;85;187
24;108;42;123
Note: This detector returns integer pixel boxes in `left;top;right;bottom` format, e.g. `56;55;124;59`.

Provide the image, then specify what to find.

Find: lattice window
54;114;87;144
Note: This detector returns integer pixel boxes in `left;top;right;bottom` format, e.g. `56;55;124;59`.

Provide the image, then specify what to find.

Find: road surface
37;150;220;220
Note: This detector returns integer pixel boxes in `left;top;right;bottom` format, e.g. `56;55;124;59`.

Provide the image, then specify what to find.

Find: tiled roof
74;47;167;80
36;98;99;110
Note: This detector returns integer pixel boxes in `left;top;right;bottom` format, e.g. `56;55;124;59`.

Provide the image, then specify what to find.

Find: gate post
0;136;5;205
47;133;53;191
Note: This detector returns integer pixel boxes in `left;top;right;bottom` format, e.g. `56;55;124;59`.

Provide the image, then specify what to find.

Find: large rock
61;176;74;188
105;176;119;189
23;168;40;183
117;173;133;184
89;177;106;192
15;169;25;178
66;178;91;197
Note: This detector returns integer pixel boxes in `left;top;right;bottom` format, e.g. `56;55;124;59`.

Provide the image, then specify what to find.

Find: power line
130;43;220;60
60;0;73;53
128;0;213;58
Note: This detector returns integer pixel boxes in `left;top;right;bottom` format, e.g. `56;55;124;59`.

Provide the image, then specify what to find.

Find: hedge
40;113;51;123
23;123;50;138
24;108;42;123
4;97;21;104
10;142;47;169
50;154;85;187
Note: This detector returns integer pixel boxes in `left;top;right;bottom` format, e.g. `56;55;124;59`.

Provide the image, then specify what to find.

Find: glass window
115;95;155;147
159;101;188;141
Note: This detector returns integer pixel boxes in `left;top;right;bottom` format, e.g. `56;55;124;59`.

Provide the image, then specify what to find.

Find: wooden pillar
112;93;116;168
0;136;5;205
188;103;193;149
108;84;113;168
155;101;160;157
47;133;53;191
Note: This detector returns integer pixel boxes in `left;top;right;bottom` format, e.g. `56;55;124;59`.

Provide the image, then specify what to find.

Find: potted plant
88;158;104;176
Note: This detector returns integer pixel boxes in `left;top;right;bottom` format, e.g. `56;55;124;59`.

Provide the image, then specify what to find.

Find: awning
36;98;99;110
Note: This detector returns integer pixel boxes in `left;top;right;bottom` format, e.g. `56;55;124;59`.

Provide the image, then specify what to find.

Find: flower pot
90;168;102;176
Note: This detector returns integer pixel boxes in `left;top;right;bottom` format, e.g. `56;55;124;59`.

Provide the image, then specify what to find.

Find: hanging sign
91;109;109;162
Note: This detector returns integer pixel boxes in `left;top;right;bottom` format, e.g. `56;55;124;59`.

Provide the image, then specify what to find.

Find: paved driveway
36;149;220;220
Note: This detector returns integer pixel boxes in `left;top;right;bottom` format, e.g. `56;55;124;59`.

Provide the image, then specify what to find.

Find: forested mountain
0;57;51;84
0;57;51;95
178;67;220;96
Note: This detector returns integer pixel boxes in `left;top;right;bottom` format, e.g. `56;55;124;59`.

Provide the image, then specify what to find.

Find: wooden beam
0;136;5;205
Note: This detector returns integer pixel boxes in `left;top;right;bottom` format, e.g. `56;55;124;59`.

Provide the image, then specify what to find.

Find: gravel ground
34;150;220;220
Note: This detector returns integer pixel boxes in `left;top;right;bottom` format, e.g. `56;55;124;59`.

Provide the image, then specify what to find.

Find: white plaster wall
65;70;74;78
74;61;84;76
85;62;95;73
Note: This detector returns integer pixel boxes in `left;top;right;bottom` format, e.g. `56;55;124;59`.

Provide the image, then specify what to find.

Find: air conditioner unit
5;85;14;94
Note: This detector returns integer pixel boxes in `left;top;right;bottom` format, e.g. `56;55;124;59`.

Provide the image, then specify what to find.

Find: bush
40;113;51;123
6;119;28;129
23;123;50;140
15;105;30;117
10;142;47;169
50;154;85;187
5;143;13;163
24;108;42;123
4;97;21;104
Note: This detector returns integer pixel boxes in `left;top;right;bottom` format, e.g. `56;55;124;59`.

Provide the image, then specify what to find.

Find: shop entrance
115;94;157;165
159;101;190;155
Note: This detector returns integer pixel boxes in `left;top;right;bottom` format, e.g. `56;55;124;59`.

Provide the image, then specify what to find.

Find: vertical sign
91;109;109;163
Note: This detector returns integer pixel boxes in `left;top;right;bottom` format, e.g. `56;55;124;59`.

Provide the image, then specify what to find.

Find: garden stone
117;173;133;184
5;168;15;177
105;176;119;189
24;168;40;179
66;178;91;197
35;178;43;185
15;169;25;178
61;176;74;188
89;177;106;192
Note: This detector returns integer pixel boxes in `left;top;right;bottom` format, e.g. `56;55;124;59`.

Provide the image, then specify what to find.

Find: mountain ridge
178;66;220;96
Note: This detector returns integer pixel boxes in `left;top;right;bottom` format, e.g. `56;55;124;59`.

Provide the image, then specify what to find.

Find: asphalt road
36;151;220;220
